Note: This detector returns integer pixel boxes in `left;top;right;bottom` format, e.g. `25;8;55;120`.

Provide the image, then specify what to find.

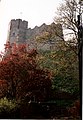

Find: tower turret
7;19;28;45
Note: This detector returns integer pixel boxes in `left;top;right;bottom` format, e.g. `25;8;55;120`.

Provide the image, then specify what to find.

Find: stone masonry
7;19;63;50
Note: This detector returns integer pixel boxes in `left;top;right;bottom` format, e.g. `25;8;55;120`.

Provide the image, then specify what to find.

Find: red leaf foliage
0;42;52;101
68;99;80;118
0;80;8;98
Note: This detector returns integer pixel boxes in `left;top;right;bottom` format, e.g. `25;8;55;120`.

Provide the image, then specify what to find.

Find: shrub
52;74;79;94
0;97;16;112
0;97;20;118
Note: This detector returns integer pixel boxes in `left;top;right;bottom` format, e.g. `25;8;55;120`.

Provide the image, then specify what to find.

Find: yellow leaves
35;31;50;43
43;32;50;37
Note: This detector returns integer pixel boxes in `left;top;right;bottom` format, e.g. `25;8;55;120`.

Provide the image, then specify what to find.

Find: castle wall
7;19;63;50
26;22;63;50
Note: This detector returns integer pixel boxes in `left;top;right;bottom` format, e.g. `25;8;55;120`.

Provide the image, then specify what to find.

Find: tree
54;0;83;87
37;43;79;94
54;0;83;53
0;42;52;101
0;80;8;98
35;23;63;50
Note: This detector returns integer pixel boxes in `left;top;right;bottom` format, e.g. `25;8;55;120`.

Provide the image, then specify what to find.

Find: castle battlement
9;19;28;30
7;19;63;50
7;19;28;44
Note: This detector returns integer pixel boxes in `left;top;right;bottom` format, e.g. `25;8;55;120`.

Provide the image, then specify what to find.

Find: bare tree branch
54;0;79;43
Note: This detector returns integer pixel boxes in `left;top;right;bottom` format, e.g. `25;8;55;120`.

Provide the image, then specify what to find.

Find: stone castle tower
7;19;28;45
7;19;63;50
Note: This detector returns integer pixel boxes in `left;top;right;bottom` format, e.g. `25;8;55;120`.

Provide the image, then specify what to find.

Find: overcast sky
0;0;62;51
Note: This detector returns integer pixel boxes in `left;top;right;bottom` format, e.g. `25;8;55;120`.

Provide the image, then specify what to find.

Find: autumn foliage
68;99;80;118
0;42;52;101
0;80;8;98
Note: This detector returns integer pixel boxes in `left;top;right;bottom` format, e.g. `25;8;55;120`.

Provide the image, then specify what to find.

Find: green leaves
37;42;79;94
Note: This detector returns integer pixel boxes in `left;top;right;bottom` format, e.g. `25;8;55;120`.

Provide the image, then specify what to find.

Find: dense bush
52;74;79;94
0;97;16;112
0;97;20;118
